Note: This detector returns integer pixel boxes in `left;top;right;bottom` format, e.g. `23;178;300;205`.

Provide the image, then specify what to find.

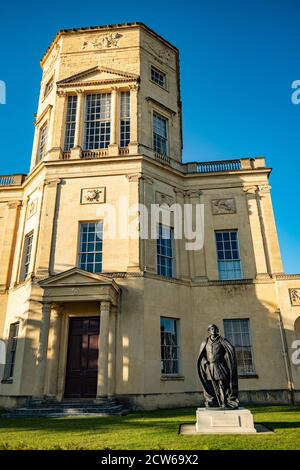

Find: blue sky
0;0;299;273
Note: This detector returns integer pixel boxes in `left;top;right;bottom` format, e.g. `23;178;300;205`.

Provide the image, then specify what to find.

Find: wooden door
65;317;99;398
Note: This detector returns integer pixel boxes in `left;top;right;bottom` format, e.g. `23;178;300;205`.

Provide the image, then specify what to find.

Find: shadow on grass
0;406;299;436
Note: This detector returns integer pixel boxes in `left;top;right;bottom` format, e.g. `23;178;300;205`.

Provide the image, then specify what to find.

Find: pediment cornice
57;66;139;89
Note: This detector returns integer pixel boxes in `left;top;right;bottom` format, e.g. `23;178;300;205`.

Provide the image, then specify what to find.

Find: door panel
65;317;100;398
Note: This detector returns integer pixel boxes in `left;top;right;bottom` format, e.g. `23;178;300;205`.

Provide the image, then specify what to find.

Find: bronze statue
197;324;239;409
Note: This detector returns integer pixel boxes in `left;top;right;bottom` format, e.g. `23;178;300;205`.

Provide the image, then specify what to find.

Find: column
128;84;139;154
127;174;141;272
97;301;110;398
0;201;21;291
35;178;61;278
44;304;63;397
244;187;269;278
33;302;51;398
108;87;119;156
144;177;156;274
71;90;84;158
173;189;189;280
108;305;117;397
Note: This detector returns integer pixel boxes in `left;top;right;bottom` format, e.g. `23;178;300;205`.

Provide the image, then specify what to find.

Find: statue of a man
197;324;239;409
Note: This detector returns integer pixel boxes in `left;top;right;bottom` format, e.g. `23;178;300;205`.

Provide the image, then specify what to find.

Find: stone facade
0;22;299;410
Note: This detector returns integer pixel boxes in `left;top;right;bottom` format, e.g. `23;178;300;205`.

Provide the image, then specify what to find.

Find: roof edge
40;22;178;67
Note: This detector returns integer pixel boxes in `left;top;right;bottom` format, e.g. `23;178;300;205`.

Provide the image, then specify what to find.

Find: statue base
195;407;257;434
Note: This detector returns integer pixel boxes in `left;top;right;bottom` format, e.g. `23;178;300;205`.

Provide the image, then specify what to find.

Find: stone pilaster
97;301;110;398
126;174;141;273
108;305;117;397
35;179;61;278
70;90;84;158
128;84;139;154
33;302;51;398
0;201;22;291
108;87;119;156
244;186;270;278
44;304;63;397
189;190;207;282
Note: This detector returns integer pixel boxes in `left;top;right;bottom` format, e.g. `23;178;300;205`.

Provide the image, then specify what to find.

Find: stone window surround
60;84;139;156
149;63;168;91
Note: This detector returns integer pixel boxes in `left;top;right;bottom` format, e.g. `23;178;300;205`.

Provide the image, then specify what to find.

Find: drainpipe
277;309;295;404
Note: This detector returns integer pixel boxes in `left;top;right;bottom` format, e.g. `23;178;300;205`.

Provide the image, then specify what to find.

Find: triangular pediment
39;267;119;291
57;66;139;86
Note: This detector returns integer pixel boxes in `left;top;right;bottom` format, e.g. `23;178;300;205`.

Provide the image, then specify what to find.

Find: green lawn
0;406;299;450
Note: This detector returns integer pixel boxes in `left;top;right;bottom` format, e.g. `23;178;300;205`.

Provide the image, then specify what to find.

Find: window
151;66;167;89
36;124;48;162
78;222;103;273
3;323;19;381
84;93;111;150
44;77;54;98
21;231;33;281
153;112;168;156
64;95;77;151
160;317;179;375
157;224;175;278
223;319;255;375
215;230;243;280
120;91;130;148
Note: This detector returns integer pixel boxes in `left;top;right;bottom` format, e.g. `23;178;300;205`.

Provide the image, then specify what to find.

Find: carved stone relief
289;289;300;306
212;198;236;215
81;187;106;204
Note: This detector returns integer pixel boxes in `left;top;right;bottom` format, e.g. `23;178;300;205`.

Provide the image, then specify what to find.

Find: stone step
1;398;131;418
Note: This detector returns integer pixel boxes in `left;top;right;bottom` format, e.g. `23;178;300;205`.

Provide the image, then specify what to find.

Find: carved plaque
27;199;38;219
81;187;106;204
212;198;236;215
289;289;300;306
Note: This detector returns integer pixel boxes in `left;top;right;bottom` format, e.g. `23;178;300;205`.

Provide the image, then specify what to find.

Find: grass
0;406;299;450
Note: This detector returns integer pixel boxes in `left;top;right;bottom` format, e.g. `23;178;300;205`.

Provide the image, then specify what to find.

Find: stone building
0;22;299;410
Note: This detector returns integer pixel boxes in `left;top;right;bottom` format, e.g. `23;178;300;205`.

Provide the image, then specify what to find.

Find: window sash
64;95;77;151
3;323;19;380
224;319;255;375
37;124;47;162
78;222;103;273
215;230;243;280
153;113;168;156
84;94;111;150
151;66;166;88
22;232;33;281
157;224;175;278
120;92;130;148
160;318;179;374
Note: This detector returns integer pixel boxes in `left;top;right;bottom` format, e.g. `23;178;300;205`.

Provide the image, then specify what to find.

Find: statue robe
197;335;239;408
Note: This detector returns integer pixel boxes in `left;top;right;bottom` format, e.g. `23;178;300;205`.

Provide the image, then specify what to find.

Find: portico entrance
65;317;100;398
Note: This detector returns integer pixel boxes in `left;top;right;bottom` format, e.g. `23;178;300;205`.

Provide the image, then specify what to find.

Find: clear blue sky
0;0;299;273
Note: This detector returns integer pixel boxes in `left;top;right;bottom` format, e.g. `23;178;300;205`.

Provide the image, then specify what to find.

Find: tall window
160;317;180;375
223;319;255;375
215;230;242;280
44;77;54;98
21;231;33;281
151;66;167;89
157;224;175;278
120;91;130;147
64;95;77;151
3;323;19;381
153;112;168;156
84;93;111;150
78;222;103;273
36;124;48;162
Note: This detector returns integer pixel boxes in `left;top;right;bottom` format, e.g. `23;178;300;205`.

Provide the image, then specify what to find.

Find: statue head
207;324;219;338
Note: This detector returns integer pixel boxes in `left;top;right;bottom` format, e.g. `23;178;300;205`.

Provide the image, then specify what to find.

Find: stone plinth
195;407;257;434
